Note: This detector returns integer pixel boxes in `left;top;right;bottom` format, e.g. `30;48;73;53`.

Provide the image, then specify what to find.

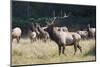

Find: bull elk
46;17;82;55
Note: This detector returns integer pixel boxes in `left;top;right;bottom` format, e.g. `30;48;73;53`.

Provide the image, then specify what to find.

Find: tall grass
12;39;96;65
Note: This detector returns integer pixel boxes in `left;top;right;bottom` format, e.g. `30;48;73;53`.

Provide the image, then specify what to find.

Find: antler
63;12;70;18
51;17;56;24
53;10;55;18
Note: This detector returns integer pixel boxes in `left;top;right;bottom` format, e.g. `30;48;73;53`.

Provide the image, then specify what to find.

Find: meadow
12;38;96;66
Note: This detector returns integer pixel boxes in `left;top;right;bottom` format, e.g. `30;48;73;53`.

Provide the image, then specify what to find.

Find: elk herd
12;17;96;55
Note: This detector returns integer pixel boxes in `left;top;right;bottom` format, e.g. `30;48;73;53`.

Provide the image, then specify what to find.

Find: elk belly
66;37;73;45
65;33;74;45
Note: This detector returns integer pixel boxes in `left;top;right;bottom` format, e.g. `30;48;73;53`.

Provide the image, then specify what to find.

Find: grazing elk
77;30;88;39
46;17;82;55
12;27;22;43
87;24;96;38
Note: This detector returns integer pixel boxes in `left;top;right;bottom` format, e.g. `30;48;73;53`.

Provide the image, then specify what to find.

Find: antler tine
51;17;56;24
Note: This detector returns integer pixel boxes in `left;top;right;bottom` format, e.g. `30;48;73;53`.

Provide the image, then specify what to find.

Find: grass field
12;38;96;66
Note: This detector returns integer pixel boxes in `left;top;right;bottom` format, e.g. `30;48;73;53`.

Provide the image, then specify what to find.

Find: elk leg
43;38;46;42
77;45;82;53
32;39;34;42
32;38;35;42
33;38;36;42
74;43;77;55
58;45;61;56
34;38;36;41
17;37;19;43
62;45;66;55
30;37;32;43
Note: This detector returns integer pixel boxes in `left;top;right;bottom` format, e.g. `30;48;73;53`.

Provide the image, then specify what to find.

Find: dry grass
12;38;96;66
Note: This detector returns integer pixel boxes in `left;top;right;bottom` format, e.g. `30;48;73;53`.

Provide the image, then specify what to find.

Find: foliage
12;1;96;34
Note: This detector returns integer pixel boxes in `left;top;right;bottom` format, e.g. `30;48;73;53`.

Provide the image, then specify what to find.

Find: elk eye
58;28;60;31
62;29;65;32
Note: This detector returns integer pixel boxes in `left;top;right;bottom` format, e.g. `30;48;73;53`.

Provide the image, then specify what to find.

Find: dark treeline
12;1;96;18
12;1;96;34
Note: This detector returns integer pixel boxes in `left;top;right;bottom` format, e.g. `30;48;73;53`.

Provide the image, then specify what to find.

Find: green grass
12;39;96;65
